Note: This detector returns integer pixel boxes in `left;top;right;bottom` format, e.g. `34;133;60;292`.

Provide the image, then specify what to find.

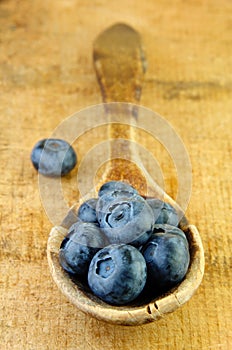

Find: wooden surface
0;0;231;349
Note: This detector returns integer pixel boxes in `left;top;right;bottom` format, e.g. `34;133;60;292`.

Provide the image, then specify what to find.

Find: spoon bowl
47;187;204;326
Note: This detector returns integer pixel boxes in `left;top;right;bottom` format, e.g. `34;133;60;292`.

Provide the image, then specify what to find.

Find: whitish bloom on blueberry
98;180;138;198
146;198;179;226
152;223;187;240
88;244;147;305
59;221;108;275
77;198;98;223
96;193;155;246
31;138;77;177
142;230;190;291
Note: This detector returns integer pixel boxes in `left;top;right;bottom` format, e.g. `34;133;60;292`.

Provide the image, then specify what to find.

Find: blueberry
31;138;77;177
59;221;107;275
97;190;136;218
142;230;190;292
77;198;98;223
96;193;155;246
98;181;138;198
88;244;147;305
146;198;179;226
152;223;187;240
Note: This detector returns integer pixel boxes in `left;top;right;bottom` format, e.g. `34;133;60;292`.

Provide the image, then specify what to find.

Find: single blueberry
31;138;77;177
88;244;147;305
77;198;98;223
98;181;138;198
146;198;179;226
96;190;136;220
152;223;187;240
59;221;108;276
142;231;190;292
96;193;155;246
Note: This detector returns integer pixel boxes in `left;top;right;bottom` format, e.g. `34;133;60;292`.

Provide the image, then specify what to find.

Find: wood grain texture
0;0;232;349
93;23;146;103
93;24;147;186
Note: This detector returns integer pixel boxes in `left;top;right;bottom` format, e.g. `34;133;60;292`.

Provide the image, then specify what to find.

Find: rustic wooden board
0;0;231;349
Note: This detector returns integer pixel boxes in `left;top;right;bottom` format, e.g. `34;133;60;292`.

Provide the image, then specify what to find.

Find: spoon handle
93;23;146;103
93;23;147;188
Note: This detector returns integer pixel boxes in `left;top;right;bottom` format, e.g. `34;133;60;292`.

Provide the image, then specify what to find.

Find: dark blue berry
77;198;98;223
59;221;107;276
88;244;147;305
96;193;154;246
142;230;190;292
98;181;138;198
152;223;187;240
31;138;77;177
146;198;179;226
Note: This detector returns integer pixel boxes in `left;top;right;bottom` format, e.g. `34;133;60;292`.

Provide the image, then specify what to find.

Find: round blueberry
152;223;187;240
59;221;108;276
142;231;190;292
31;138;77;177
97;189;136;218
96;193;154;246
146;198;179;226
98;181;138;198
88;244;147;305
77;198;98;223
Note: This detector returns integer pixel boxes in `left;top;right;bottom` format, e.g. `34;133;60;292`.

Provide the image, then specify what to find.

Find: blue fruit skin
146;198;179;226
31;138;77;177
88;244;147;305
98;181;138;198
59;221;107;276
77;198;98;223
152;224;187;240
142;231;190;291
96;193;154;246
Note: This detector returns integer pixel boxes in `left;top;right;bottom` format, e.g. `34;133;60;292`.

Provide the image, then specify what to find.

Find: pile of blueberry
59;181;190;306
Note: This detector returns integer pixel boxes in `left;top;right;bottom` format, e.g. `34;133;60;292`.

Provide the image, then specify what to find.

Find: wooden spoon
47;23;204;326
